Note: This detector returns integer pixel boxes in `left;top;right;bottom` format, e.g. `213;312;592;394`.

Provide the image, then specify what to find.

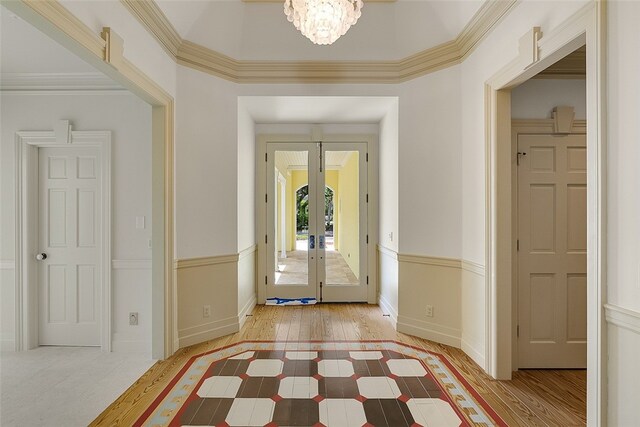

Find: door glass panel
273;150;309;285
325;151;359;285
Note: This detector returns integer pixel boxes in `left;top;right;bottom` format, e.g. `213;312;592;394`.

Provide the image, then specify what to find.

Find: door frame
511;119;587;369
256;133;378;305
484;2;606;424
15;127;112;351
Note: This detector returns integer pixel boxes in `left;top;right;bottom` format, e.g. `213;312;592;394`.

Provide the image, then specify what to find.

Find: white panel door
38;147;101;346
517;133;587;368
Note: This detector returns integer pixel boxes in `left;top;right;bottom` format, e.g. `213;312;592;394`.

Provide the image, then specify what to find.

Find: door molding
484;2;606;424
256;133;379;305
15;126;112;351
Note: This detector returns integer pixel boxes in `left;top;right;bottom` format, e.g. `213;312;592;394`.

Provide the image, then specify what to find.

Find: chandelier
284;0;364;45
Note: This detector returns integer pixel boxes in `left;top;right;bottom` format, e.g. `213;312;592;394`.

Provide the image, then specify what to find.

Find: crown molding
120;0;181;58
0;72;124;91
125;0;517;83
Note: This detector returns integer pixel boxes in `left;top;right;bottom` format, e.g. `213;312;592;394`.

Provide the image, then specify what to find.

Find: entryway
265;141;369;302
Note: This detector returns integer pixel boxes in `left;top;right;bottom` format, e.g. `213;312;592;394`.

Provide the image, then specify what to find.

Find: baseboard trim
397;315;461;348
378;293;398;329
461;336;485;369
605;303;640;335
111;334;150;353
178;316;239;348
238;295;257;329
1;339;15;352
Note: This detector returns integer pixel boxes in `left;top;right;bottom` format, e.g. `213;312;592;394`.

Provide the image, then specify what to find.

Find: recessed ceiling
156;0;484;61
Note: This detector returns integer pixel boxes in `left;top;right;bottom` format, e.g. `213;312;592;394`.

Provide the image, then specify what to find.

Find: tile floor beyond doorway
276;249;359;286
0;347;154;426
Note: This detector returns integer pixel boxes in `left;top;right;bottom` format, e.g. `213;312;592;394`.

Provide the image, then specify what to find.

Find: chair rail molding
605;304;640;335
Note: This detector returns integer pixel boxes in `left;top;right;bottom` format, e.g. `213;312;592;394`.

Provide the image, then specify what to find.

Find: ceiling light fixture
284;0;363;45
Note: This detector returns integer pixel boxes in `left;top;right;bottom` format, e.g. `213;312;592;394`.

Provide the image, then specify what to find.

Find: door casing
15;127;112;351
256;133;378;305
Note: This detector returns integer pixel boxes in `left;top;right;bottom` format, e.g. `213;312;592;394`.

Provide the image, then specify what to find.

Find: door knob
35;253;47;261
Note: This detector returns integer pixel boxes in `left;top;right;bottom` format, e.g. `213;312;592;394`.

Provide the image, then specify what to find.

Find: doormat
266;297;318;306
134;341;507;426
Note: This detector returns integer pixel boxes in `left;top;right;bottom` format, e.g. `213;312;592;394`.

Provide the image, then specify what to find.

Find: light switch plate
136;216;145;229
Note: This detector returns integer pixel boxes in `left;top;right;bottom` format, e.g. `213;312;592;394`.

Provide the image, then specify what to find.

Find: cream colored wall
397;258;461;347
337;153;360;278
290;170;308;250
326;171;339;250
176;260;239;348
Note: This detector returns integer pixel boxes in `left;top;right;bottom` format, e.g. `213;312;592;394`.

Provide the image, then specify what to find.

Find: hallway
93;304;586;426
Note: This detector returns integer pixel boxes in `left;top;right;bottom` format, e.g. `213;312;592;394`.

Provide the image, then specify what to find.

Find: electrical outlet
425;305;434;317
203;305;211;318
129;312;139;326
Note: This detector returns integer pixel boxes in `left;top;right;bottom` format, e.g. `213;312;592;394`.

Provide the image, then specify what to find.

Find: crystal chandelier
284;0;364;45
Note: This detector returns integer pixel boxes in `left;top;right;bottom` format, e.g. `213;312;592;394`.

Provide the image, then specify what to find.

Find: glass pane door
266;143;319;300
318;143;368;302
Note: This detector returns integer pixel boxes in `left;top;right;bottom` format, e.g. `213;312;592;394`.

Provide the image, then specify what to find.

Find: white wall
0;92;152;353
511;79;586;119
606;0;640;423
459;0;590;372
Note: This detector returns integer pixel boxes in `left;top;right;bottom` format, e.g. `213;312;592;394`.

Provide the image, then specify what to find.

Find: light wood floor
91;304;586;426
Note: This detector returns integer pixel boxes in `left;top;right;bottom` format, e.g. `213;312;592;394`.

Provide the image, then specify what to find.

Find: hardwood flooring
91;304;586;426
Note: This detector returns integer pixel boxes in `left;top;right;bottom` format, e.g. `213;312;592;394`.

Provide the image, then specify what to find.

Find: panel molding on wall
605;304;640;335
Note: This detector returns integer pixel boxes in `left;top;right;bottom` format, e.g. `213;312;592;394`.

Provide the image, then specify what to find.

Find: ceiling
156;0;485;61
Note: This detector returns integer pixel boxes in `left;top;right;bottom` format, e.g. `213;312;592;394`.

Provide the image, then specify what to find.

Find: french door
265;142;368;302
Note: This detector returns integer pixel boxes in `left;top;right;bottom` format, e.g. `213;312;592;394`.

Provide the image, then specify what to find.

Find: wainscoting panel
378;245;399;328
397;255;462;348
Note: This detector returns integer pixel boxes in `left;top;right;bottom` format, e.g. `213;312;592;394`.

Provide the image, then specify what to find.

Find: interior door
517;133;587;368
265;142;368;302
38;147;102;346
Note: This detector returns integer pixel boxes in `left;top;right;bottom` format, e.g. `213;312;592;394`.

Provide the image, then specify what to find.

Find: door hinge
517;239;519;251
265;153;268;162
265;193;268;203
517;324;520;338
366;152;369;162
265;275;268;285
366;194;369;203
366;235;369;244
366;276;369;285
319;142;323;172
265;234;268;244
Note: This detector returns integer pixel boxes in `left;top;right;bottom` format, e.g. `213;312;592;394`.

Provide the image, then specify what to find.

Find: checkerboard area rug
135;341;507;427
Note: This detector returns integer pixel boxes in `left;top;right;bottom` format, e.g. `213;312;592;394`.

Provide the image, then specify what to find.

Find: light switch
136;216;145;229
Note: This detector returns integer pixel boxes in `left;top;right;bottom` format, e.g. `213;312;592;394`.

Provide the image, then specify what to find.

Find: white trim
605;304;640;335
378;293;398;329
15;129;112;352
483;2;606;424
0;260;15;270
238;295;257;330
461;260;485;276
178;316;239;348
112;259;152;270
377;244;398;260
397;315;461;348
111;333;151;353
397;254;461;269
0;72;123;91
461;336;485;369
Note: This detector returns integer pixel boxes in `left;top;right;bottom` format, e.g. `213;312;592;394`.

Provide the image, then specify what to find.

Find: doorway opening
260;137;374;304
